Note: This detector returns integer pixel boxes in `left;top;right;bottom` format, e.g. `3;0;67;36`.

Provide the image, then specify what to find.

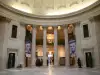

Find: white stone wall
0;20;8;70
78;19;100;67
0;20;25;70
80;20;95;48
94;16;100;66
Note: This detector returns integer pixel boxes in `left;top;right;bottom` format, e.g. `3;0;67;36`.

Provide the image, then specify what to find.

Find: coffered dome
0;0;98;16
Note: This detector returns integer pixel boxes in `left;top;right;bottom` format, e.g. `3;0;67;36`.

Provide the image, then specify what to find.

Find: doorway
85;52;93;68
7;53;15;69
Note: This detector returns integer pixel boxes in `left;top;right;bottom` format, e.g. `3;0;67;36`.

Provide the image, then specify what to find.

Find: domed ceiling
0;0;98;16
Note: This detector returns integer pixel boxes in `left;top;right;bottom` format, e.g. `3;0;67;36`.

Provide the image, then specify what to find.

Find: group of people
35;57;82;68
47;57;54;66
35;58;43;67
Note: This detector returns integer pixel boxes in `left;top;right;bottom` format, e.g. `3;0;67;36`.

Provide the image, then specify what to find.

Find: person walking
40;58;43;66
77;58;82;68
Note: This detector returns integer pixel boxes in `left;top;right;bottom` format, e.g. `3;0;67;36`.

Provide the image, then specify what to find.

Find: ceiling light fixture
48;26;53;30
68;24;74;33
26;25;32;32
47;34;54;43
40;26;43;30
58;26;61;30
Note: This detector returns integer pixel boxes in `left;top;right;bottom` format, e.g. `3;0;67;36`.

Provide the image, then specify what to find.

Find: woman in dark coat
77;58;82;68
41;59;43;66
36;58;41;66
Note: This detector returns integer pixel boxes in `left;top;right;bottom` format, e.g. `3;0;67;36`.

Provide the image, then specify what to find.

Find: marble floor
0;66;100;75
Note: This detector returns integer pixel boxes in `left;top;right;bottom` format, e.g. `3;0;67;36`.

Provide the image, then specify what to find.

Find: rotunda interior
0;0;100;71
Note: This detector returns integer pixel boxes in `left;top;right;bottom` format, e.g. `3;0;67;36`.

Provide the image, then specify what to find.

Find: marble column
64;26;70;66
32;26;36;66
43;27;47;66
54;27;58;66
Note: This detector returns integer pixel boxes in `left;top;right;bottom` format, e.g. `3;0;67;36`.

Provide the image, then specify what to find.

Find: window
83;24;89;38
11;25;17;38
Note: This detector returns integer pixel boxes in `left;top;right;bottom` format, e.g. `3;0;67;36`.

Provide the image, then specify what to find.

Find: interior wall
0;20;7;70
19;24;26;66
2;20;25;69
58;45;65;57
94;16;100;66
80;19;100;67
80;20;96;48
36;45;43;56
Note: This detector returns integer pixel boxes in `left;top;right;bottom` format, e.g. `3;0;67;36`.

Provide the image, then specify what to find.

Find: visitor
40;58;43;66
36;58;41;67
16;64;22;69
47;59;48;66
77;58;82;68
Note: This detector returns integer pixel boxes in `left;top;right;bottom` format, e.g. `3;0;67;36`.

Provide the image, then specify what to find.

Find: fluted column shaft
43;27;47;66
64;26;70;66
54;27;58;66
32;27;36;66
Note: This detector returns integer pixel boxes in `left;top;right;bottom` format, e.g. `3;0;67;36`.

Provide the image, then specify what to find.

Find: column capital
62;24;69;28
75;22;81;26
89;17;95;23
42;26;47;29
63;24;68;29
32;25;37;28
54;26;58;29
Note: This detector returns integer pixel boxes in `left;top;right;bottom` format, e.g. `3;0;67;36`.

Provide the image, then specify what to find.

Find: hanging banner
69;40;76;57
25;41;31;57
